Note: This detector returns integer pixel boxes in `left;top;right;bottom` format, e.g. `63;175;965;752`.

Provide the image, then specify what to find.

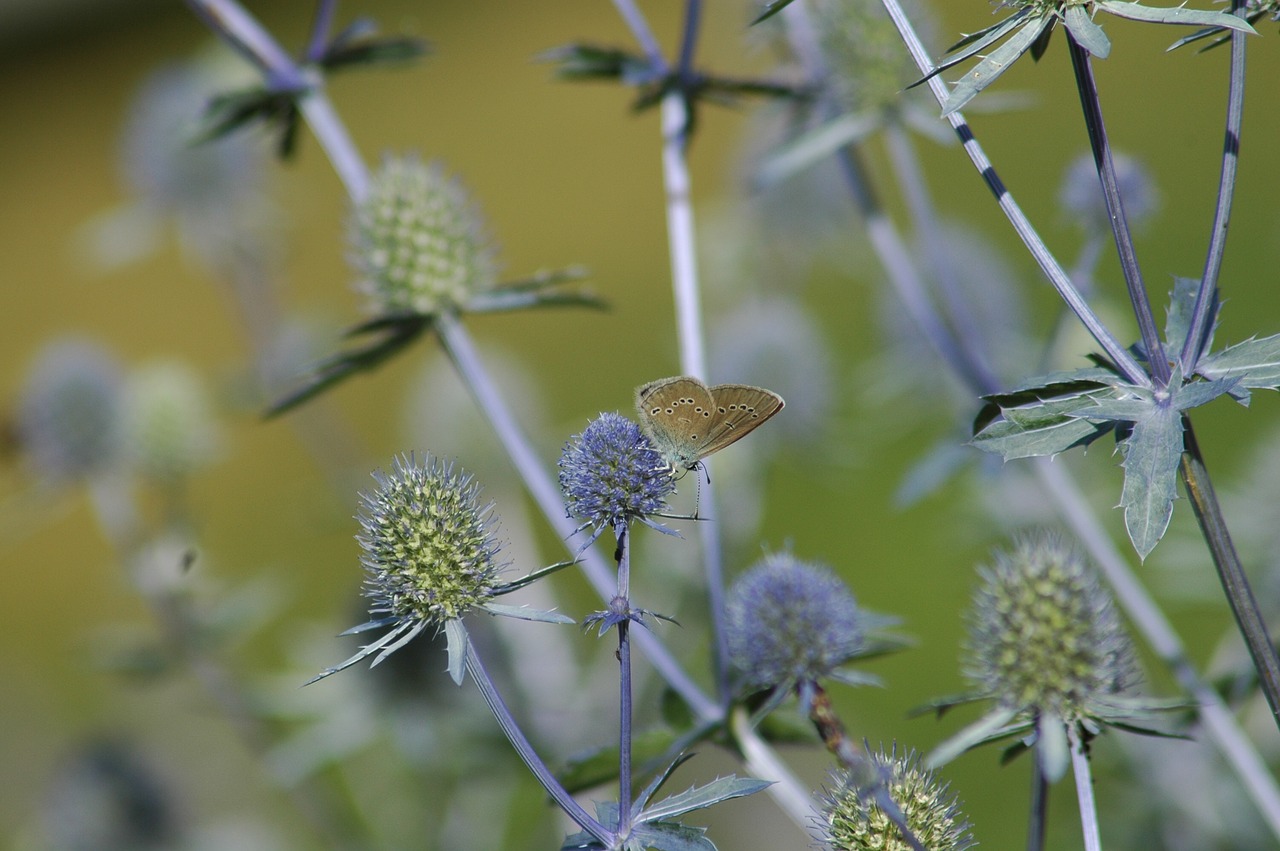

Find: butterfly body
635;376;784;473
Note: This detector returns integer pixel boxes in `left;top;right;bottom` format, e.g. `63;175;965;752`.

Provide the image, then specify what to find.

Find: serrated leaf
629;821;715;851
1096;0;1258;33
1198;334;1280;390
926;705;1021;768
974;367;1119;432
637;776;770;823
1118;403;1184;560
754;111;881;189
909;9;1034;89
942;13;1054;116
1064;4;1112;57
1072;387;1156;422
634;752;697;811
972;412;1110;460
1164;276;1199;355
1172;377;1237;411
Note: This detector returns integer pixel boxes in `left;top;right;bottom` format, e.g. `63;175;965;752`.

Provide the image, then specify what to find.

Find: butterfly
634;375;784;474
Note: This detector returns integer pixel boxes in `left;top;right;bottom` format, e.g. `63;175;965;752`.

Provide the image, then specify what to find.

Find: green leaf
1072;386;1156;421
1064;4;1112;58
926;705;1022;768
1198;334;1280;390
909;9;1034;89
750;0;798;25
637;776;770;823
973;366;1119;431
628;822;715;851
1164;276;1199;355
444;619;468;685
942;13;1055;116
1029;15;1057;60
264;315;431;417
541;43;654;85
479;602;576;624
1172;377;1237;411
754;111;882;189
1118;403;1184;560
1096;0;1258;33
972;414;1109;460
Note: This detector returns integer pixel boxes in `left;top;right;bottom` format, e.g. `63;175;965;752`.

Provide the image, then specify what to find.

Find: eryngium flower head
726;553;863;689
119;361;220;486
16;339;123;483
821;746;973;851
1061;152;1158;234
558;412;674;542
359;454;503;624
350;156;497;317
966;531;1135;721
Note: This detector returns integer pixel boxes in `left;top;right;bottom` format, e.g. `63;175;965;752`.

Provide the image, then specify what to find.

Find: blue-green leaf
910;9;1035;88
942;13;1055;116
1118;403;1184;560
1173;377;1237;411
972;414;1108;460
754;111;882;189
480;602;576;624
926;705;1022;768
637;776;771;823
628;822;715;851
1096;0;1258;33
444;619;468;685
1064;5;1112;58
1198;334;1280;390
1164;276;1198;354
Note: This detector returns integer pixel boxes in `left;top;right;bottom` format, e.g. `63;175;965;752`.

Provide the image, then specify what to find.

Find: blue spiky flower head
726;552;864;690
558;412;674;545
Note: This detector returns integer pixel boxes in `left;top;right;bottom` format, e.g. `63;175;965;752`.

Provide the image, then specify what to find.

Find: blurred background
3;1;1280;849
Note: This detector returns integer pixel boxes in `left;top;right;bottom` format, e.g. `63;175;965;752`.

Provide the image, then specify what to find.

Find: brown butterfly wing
634;376;718;469
699;384;785;457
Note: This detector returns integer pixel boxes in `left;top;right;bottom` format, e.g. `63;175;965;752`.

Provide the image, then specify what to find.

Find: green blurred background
3;1;1280;849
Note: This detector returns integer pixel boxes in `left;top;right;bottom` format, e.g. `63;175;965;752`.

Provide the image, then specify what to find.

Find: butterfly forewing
635;376;784;470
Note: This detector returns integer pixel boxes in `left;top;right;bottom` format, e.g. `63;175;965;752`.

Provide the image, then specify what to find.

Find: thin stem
610;0;668;72
675;0;702;79
183;0;304;82
305;0;338;63
1067;725;1102;851
879;0;1149;389
1181;420;1280;728
466;634;611;844
1182;0;1247;369
729;707;818;833
1066;36;1166;386
435;312;719;721
1027;747;1048;851
616;523;635;830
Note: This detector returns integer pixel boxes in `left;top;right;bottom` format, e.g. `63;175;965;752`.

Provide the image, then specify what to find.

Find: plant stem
1067;725;1102;851
1182;0;1247;369
1027;749;1048;851
466;632;611;844
1066;35;1167;386
1181;420;1280;728
616;522;635;831
435;312;719;721
729;707;818;833
878;0;1148;388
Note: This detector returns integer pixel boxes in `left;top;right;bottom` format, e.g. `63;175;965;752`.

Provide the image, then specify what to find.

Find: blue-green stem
1067;725;1102;851
793;0;1280;835
1066;35;1167;385
878;0;1148;389
1027;747;1048;851
465;633;611;845
1182;0;1247;369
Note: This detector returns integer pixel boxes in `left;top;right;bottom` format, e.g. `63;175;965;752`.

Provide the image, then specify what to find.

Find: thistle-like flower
350;156;497;317
309;454;573;686
558;412;675;547
119;361;220;487
821;745;974;851
1061;152;1158;235
926;531;1176;780
726;553;897;695
16;339;123;484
